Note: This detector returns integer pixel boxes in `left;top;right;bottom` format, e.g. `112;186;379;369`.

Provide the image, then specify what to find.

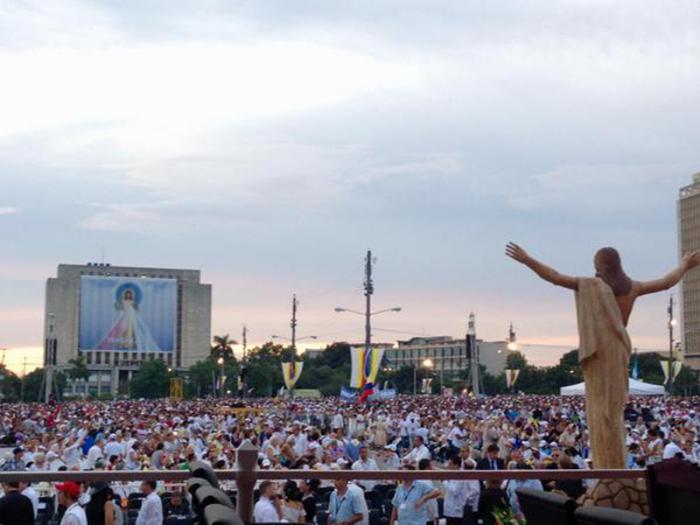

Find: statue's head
594;247;632;296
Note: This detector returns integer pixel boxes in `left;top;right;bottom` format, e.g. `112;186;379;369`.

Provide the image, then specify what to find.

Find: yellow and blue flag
350;346;385;389
281;361;303;390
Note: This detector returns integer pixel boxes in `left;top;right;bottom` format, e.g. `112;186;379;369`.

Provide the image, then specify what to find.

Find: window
86;352;92;365
104;352;110;365
113;353;118;365
95;352;101;365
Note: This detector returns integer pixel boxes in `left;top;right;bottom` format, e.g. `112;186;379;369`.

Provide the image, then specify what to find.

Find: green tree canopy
130;358;175;398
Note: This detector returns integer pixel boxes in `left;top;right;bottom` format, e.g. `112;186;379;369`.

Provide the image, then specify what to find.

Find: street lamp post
413;358;433;395
217;357;224;398
667;296;676;392
335;250;401;367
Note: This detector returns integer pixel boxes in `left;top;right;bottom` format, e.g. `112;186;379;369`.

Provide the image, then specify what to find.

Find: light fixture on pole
335;250;401;377
217;357;225;398
413;357;434;395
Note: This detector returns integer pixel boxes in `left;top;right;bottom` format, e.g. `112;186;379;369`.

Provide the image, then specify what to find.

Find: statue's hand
682;250;700;270
506;242;529;264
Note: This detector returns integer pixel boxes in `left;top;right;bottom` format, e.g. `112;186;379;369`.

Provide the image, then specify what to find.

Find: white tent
560;378;665;396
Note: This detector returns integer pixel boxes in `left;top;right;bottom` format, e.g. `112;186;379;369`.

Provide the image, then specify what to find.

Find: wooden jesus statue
506;242;699;469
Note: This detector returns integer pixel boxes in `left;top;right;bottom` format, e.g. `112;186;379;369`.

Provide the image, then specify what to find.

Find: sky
1;1;699;375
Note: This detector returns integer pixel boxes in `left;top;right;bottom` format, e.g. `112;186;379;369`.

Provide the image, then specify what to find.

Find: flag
340;386;358;402
281;361;303;390
350;347;385;389
660;360;670;384
631;354;639;380
672;361;682;381
358;382;375;403
505;369;521;389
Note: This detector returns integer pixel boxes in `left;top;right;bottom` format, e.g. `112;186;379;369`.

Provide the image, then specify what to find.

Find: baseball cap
56;482;81;498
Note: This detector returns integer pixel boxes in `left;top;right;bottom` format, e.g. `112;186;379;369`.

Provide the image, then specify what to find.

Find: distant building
386;336;508;377
44;263;211;396
678;174;700;371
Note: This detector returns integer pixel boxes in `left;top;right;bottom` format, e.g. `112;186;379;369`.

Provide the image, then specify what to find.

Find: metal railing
0;443;648;523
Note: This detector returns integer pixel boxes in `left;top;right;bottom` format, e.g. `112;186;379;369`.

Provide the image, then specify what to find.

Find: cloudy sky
1;1;699;373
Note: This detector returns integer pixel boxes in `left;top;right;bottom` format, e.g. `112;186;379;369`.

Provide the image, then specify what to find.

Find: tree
506;351;528;369
21;368;45;402
0;364;21;402
187;358;218;398
211;334;237;359
66;356;89;381
130;358;174;398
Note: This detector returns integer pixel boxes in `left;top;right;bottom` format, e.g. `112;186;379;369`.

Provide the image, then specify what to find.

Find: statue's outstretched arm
637;251;700;296
506;242;579;290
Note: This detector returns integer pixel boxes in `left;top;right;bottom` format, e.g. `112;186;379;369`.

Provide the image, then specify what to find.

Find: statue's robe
576;277;631;469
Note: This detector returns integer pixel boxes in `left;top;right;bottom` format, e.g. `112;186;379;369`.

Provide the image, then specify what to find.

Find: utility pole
364;250;374;357
467;312;480;396
291;294;298;358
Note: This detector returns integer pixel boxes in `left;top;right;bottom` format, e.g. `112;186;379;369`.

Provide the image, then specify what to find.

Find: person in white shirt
351;446;379;491
254;481;282;523
57;482;88;525
86;438;104;469
443;456;470;525
662;437;685;460
104;434;123;460
403;436;431;466
291;424;308;456
62;433;86;469
20;481;39;519
136;481;162;525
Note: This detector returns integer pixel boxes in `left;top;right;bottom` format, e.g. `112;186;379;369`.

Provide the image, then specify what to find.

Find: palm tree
66;356;89;381
211;334;237;360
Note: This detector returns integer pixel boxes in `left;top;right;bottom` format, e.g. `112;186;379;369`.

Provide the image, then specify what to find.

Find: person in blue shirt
328;479;364;525
389;466;440;525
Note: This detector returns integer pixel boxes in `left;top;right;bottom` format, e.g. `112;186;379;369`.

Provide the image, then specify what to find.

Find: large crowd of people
0;394;698;525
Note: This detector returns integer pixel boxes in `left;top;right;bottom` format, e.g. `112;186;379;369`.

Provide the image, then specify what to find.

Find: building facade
44;263;212;396
679;174;700;371
385;336;508;377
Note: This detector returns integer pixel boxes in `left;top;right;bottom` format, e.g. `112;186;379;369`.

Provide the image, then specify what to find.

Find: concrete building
44;263;211;396
679;174;700;371
385;336;508;377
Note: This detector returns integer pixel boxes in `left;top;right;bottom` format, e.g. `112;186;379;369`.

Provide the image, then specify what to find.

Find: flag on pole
350;347;385;389
672;361;682;381
281;361;303;390
660;361;670;384
340;386;358;402
505;369;521;389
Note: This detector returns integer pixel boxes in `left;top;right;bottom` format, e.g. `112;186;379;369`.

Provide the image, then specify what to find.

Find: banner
369;388;396;401
505;369;521;389
79;276;177;352
660;361;670;384
672;361;682;381
281;361;303;390
340;386;358;402
350;346;385;389
421;377;433;394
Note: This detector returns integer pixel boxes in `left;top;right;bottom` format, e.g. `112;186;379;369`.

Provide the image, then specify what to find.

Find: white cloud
0;207;19;216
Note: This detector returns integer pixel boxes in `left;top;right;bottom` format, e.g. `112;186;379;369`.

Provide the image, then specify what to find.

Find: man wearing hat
56;481;87;525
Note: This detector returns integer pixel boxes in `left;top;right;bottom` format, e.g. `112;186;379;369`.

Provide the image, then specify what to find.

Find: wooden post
236;442;258;523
